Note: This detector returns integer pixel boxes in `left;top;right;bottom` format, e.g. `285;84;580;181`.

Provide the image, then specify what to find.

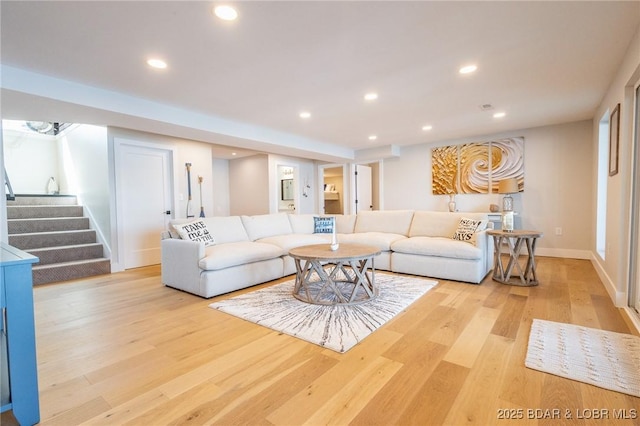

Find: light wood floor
4;257;640;425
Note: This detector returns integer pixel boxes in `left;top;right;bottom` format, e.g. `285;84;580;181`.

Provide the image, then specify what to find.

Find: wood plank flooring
3;257;640;425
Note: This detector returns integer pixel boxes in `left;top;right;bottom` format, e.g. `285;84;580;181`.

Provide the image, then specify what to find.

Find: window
596;112;609;259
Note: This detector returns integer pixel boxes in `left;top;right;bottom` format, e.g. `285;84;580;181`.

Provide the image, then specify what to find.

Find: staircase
7;195;111;285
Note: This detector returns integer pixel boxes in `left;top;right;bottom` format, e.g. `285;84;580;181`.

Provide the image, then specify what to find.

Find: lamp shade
498;178;519;194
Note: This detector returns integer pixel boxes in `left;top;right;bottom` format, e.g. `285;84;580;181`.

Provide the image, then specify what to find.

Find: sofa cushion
259;234;330;252
174;219;216;246
354;210;414;235
339;232;406;251
203;216;251;244
241;213;293;241
409;211;488;238
452;217;484;245
391;236;482;260
336;215;356;234
288;214;315;234
198;241;284;271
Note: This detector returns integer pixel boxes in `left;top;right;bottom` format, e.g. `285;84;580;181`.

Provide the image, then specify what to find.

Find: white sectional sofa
161;210;493;298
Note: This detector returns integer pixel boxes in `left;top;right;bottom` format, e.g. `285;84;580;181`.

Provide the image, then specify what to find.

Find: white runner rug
209;273;437;353
525;319;640;397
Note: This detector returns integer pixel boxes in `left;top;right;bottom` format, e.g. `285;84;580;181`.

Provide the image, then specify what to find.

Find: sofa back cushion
288;214;315;234
409;211;488;238
336;215;356;234
241;213;293;241
354;210;414;236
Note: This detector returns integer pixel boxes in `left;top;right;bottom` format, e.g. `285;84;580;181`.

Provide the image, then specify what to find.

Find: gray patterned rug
209;273;438;353
525;319;640;397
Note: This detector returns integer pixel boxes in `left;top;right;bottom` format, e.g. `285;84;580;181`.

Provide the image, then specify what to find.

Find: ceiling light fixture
214;5;238;21
368;135;377;141
459;64;477;74
493;111;506;118
299;111;311;119
26;121;53;134
364;93;378;101
422;125;433;131
231;152;237;156
146;58;167;69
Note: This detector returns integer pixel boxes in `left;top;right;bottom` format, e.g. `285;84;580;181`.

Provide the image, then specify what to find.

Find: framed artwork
609;103;620;176
432;137;524;194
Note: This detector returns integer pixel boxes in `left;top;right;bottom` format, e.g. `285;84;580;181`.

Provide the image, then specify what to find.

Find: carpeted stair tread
9;229;98;250
8;217;90;234
7;205;84;219
7;195;78;206
32;258;111;270
28;243;104;265
32;258;111;285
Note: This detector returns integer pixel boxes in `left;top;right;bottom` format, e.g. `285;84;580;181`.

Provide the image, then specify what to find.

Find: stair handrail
5;169;15;201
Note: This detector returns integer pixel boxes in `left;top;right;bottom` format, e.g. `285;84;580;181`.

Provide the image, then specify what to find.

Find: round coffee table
288;243;381;305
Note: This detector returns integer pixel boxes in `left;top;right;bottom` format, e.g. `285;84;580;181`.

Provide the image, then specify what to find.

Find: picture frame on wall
609;103;620;176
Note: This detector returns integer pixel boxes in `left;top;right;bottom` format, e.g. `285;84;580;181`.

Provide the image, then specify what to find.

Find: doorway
115;140;174;269
276;164;298;213
353;164;373;213
319;165;345;214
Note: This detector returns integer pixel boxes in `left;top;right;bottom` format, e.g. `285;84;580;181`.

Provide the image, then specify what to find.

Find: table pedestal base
293;258;377;305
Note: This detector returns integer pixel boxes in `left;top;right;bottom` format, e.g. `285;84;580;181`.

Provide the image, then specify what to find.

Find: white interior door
354;165;372;213
119;143;173;269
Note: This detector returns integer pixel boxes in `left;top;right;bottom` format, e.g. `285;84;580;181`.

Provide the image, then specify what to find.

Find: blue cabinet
0;243;40;425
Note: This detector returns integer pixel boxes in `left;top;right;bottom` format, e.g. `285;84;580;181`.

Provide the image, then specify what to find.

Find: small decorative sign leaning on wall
432;137;524;194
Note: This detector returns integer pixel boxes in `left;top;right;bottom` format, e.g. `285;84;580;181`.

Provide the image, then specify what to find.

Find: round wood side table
487;229;543;286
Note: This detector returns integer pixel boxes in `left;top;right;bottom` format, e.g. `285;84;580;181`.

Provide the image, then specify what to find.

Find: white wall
212;158;230;216
229;154;270;215
384;120;593;258
58;124;110;253
3;129;59;194
591;24;640;307
0;132;7;243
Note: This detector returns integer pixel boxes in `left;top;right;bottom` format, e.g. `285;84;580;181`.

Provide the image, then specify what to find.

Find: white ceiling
1;1;639;161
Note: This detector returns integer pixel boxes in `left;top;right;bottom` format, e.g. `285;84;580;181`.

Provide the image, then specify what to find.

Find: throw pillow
452;217;483;245
313;216;334;234
175;219;215;246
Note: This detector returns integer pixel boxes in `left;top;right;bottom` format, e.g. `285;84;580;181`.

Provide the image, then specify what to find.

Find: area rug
209;273;437;353
525;319;640;397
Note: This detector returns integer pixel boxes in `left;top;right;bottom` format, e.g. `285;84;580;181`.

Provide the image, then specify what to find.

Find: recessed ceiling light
459;64;477;74
146;58;167;69
214;5;238;21
231;152;237;156
493;111;506;118
368;135;377;140
364;93;378;101
299;111;311;119
422;125;433;131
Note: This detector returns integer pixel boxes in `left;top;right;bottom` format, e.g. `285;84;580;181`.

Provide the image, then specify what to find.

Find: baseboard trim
621;307;640;336
590;253;628;307
536;247;591;259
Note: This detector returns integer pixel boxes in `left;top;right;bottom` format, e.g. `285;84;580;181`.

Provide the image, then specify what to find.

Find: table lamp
498;178;519;232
